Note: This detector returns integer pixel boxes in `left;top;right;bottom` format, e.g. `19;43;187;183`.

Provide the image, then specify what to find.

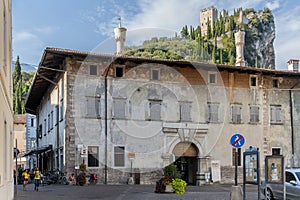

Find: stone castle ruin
199;6;275;69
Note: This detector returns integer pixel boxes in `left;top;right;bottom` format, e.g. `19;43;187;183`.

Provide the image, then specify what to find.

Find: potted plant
163;176;173;192
77;163;87;186
172;178;187;194
155;164;180;193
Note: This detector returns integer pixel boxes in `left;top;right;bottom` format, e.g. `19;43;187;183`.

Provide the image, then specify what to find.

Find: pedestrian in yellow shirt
34;168;41;191
22;169;30;191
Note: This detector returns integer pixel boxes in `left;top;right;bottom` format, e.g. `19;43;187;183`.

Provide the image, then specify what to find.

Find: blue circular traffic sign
230;134;245;148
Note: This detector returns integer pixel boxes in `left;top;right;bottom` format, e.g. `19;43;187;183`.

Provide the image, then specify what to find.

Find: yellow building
0;0;14;199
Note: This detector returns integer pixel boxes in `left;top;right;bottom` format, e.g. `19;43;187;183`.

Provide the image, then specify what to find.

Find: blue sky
12;0;299;70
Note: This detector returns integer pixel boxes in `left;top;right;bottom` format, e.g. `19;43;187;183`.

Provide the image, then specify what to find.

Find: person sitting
69;173;76;185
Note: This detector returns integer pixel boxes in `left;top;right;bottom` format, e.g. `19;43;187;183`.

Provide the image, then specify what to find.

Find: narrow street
14;183;263;200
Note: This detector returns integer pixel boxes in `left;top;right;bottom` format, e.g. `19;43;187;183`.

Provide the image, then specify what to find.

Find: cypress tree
12;56;24;114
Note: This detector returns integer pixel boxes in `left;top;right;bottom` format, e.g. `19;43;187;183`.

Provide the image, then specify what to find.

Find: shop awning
23;145;53;157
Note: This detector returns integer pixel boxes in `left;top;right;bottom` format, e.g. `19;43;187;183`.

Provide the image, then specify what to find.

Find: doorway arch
172;142;198;185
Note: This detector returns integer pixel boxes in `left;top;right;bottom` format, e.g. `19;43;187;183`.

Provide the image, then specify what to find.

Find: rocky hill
125;7;275;69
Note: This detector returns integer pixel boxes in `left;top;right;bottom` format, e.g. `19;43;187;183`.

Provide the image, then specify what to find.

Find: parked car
261;168;300;200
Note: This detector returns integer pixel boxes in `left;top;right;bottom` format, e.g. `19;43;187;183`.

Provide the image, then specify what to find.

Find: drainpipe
289;83;298;156
289;89;295;155
57;84;60;171
104;63;113;184
104;74;108;184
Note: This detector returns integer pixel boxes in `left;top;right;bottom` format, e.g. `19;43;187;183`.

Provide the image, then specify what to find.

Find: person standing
34;168;41;191
22;169;30;191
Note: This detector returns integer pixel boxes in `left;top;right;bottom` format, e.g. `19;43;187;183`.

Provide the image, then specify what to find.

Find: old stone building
0;0;14;198
25;45;300;185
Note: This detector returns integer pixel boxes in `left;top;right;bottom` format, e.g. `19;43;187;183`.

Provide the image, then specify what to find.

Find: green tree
181;25;189;38
12;56;24;114
207;19;212;39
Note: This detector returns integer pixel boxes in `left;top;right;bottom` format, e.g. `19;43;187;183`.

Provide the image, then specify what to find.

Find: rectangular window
44;119;47;136
272;147;281;155
249;106;259;123
30;118;34;127
89;65;98;75
48;114;50;132
56;105;59;125
114;146;125;167
270;105;282;124
60;99;64;121
38;124;42;138
86;96;101;117
113;99;126;119
149;101;161;120
88;146;99;167
208;103;219;122
208;73;216;84
250;76;257;87
51;111;54;129
232;104;242;123
232;148;241;166
180;102;192;121
272;79;279;88
151;69;160;80
115;66;124;77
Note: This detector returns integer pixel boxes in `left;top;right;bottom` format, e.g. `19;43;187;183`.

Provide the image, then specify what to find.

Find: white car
261;168;300;200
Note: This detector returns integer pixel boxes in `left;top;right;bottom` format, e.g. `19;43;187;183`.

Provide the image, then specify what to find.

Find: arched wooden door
172;142;198;185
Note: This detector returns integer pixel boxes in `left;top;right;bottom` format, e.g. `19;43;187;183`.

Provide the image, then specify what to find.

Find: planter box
165;184;173;193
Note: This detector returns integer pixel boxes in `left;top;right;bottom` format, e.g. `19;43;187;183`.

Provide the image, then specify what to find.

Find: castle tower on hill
200;6;218;36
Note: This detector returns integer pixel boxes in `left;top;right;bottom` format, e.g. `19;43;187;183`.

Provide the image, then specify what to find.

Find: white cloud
273;5;300;69
34;26;59;34
12;31;44;64
266;0;280;10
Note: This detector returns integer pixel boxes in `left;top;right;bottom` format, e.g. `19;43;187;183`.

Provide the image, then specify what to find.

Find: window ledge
230;122;243;124
207;121;221;124
270;122;283;125
84;116;102;119
248;122;260;125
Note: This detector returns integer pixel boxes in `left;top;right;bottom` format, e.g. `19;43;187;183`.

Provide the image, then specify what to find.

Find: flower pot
165;184;173;193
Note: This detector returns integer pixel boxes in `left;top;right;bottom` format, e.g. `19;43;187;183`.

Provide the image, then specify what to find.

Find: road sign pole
235;149;238;186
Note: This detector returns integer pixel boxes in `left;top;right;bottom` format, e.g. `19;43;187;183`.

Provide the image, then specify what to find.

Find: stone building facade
25;114;37;169
0;0;14;198
25;47;300;185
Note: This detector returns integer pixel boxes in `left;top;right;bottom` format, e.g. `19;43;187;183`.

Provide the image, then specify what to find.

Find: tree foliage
12;56;35;114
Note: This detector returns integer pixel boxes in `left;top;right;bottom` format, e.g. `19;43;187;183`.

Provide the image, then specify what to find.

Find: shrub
163;164;180;178
172;178;187;194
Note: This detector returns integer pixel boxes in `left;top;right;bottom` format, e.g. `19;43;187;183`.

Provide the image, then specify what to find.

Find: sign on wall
211;160;221;182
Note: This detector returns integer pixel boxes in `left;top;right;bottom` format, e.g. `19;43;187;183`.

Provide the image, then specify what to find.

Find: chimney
288;59;299;71
114;18;127;56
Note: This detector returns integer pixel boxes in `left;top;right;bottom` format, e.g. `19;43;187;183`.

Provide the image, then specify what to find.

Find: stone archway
172;142;198;185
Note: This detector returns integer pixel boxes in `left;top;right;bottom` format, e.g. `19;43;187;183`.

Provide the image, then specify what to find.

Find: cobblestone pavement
14;183;264;200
